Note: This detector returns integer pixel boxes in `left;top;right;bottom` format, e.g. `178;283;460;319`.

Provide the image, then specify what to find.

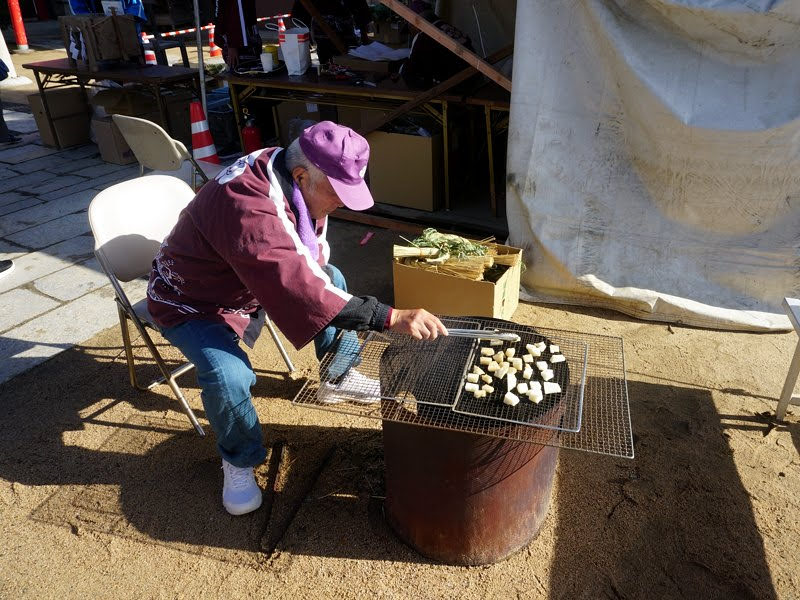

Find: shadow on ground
548;380;778;599
0;313;785;595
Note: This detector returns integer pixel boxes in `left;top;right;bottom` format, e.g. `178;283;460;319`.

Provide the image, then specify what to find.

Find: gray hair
285;138;326;188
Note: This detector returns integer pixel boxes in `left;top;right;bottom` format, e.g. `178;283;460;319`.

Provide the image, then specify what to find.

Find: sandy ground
1;220;798;599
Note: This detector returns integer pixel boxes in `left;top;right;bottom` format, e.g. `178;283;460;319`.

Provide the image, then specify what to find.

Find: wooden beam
358;44;513;136
379;0;512;92
297;0;348;55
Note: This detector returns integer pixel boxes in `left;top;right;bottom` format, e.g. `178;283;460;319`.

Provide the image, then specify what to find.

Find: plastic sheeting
506;0;800;331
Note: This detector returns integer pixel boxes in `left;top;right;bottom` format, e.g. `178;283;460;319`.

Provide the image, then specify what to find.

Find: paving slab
33;257;110;302
0;143;58;165
0;197;42;218
0;191;30;209
43;157;104;176
72;163;125;179
3;110;38;134
0;170;60;195
0;167;18;179
54;144;102;160
0;286;119;384
6;213;91;250
0;188;95;236
0;288;60;333
17;174;88;196
0;235;94;293
0;240;27;260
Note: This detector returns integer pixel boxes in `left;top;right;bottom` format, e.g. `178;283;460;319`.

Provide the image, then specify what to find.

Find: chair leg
118;303;142;389
777;340;800;421
121;307;206;437
265;315;295;373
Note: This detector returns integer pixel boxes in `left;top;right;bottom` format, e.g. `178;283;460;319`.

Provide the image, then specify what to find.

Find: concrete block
0;288;60;333
0;235;94;293
33;257;110;301
0;287;119;384
0;188;95;236
6;213;91;250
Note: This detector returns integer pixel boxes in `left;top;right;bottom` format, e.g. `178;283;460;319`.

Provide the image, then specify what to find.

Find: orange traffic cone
190;101;220;164
208;23;222;58
141;32;157;65
277;17;286;32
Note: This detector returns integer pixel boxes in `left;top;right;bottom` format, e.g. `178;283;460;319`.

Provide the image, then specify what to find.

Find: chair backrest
112;114;190;172
88;175;195;282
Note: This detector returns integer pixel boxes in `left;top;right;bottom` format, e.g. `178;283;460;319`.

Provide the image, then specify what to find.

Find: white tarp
506;0;800;331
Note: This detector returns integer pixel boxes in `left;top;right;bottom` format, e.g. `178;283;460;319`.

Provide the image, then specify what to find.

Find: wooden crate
59;14;142;72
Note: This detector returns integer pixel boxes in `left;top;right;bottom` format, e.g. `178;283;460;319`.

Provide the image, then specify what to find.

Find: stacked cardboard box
28;88;90;148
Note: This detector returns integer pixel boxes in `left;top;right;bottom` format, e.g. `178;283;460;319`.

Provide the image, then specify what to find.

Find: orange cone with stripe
141;32;157;65
277;17;286;32
208;23;222;57
190;101;220;164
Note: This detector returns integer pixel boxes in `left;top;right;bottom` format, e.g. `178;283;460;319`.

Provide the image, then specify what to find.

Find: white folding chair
777;297;800;421
111;114;226;189
88;175;295;436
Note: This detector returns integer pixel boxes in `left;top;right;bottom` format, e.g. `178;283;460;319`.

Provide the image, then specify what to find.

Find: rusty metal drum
382;413;559;566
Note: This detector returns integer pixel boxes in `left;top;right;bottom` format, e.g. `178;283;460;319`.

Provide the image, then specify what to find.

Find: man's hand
389;308;448;340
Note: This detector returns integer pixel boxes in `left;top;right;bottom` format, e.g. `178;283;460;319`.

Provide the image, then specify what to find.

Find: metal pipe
192;0;207;117
7;0;29;52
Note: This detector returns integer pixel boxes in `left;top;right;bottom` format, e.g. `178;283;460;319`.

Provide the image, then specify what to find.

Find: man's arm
329;296;447;340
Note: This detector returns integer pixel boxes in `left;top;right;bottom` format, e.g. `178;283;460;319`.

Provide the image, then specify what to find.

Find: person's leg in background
161;319;266;515
0;95;21;144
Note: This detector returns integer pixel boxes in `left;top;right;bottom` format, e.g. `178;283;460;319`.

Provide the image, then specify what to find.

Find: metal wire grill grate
291;318;634;459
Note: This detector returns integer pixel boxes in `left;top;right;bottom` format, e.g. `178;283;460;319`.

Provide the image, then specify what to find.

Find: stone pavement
0;109;144;384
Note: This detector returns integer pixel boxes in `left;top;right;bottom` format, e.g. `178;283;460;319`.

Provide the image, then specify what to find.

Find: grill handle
446;329;521;342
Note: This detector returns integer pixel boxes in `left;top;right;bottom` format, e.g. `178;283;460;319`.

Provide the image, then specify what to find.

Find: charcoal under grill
291;316;634;565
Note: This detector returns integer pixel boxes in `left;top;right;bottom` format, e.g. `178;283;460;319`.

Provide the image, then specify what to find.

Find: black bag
0;59;9;82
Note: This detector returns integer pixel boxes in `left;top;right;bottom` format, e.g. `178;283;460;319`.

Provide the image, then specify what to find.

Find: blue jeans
161;264;360;467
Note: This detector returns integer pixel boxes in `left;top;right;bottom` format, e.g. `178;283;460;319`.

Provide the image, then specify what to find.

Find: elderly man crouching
147;122;447;515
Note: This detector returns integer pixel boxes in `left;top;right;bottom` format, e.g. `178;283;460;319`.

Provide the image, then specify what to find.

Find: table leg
485;105;496;217
228;82;245;154
153;84;170;132
777;340;800;421
33;71;60;150
442;100;449;210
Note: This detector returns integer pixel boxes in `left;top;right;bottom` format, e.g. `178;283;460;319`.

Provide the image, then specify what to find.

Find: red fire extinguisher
242;117;262;154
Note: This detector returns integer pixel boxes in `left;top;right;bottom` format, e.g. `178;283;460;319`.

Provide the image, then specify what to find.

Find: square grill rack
292;316;634;459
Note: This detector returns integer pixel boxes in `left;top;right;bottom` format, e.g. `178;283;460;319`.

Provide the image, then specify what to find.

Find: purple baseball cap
299;121;374;211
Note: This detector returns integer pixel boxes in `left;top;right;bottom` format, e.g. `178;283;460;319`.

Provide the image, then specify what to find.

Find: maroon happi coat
147;148;350;349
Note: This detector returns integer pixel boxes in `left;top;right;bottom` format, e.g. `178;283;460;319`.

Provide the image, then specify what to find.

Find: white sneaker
318;368;381;404
222;459;262;516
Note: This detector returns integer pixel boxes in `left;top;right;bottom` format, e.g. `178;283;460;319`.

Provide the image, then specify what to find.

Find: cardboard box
275;101;320;146
336;106;393;133
91;116;136;164
393;244;522;320
28;89;90;148
366;130;442;211
60;14;141;71
374;20;406;45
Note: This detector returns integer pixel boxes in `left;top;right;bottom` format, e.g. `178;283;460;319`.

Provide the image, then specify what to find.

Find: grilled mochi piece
503;391;520;406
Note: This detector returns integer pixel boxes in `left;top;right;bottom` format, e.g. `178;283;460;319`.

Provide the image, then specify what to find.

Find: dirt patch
1;220;798;598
